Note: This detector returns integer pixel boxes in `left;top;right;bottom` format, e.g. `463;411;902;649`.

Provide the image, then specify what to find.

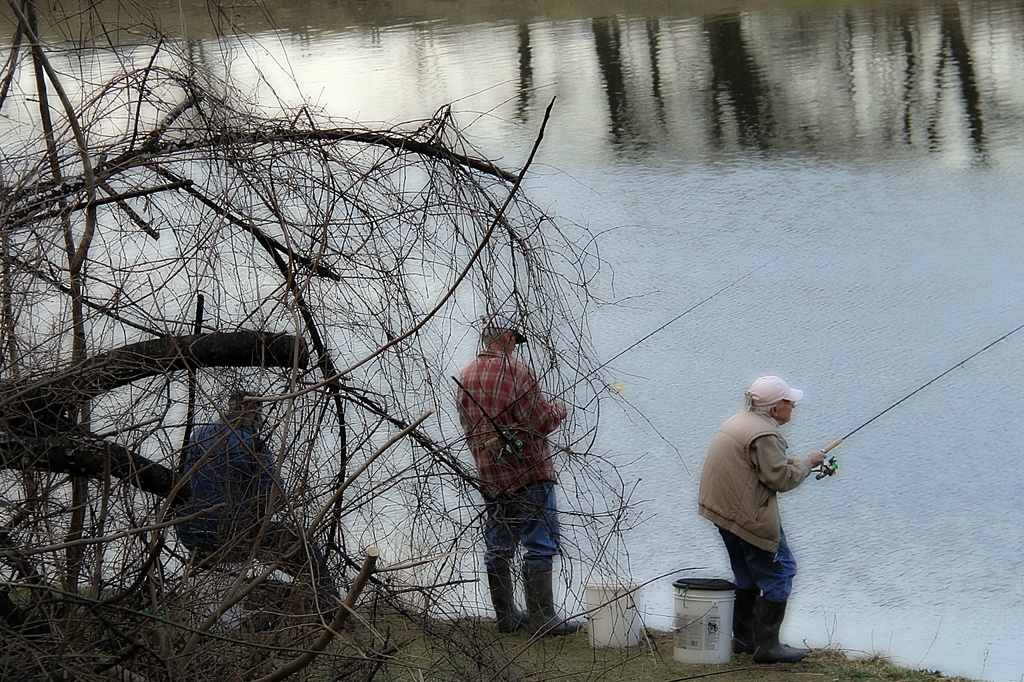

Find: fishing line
815;319;1024;479
591;256;778;477
594;255;780;376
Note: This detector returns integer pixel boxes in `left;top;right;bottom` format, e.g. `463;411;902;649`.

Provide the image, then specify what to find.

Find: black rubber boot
752;597;807;663
732;588;758;654
522;565;583;637
487;566;528;633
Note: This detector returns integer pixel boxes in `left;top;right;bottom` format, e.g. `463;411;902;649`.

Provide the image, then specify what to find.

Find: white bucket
585;583;642;648
672;578;736;664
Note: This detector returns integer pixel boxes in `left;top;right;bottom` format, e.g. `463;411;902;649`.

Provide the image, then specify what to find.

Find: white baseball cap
485;310;527;343
747;375;803;406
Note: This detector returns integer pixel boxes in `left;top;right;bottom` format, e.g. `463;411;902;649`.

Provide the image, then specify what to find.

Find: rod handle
821;438;843;453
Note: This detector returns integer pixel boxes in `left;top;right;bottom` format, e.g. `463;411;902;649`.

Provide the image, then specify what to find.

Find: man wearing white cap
455;311;582;637
697;376;826;663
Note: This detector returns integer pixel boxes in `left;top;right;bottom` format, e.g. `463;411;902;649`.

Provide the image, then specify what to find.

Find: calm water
205;2;1022;680
10;1;1024;679
204;4;1024;679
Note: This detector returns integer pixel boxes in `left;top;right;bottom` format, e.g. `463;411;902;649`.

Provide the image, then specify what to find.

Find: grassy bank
388;624;981;682
102;604;984;681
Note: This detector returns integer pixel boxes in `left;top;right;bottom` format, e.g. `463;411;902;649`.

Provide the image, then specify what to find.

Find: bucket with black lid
672;578;736;664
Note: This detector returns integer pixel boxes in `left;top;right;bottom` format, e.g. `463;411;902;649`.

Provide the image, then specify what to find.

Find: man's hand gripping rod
815;439;842;480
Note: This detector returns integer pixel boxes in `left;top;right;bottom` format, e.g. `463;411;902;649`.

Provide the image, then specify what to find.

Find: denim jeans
718;526;797;602
483;481;559;571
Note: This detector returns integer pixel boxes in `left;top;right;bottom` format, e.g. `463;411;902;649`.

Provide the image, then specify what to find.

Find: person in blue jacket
176;390;336;616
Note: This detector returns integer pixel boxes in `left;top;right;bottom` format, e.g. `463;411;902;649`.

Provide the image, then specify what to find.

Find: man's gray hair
744;391;775;414
225;390;260;421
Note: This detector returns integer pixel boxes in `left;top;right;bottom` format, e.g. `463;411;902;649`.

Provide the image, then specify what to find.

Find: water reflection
515;22;533;122
705;14;775;150
572;4;1017;159
4;1;1021;162
938;4;984;153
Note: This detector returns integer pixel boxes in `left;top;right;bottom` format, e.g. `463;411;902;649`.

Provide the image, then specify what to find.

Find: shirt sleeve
507;361;565;440
752;433;811;492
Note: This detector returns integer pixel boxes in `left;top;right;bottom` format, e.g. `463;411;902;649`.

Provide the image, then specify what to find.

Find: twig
253;547;380;682
266;96;559;402
667;668;797;681
0;504;223;557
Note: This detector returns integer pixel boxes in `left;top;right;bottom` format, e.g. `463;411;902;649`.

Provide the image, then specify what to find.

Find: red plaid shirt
456;348;566;495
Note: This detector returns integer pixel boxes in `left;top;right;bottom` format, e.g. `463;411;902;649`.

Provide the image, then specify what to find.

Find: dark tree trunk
0;330;307;500
0;433;187;505
0;330;308;437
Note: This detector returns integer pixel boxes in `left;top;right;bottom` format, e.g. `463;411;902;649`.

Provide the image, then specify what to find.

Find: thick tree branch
0;331;308;435
0;432;187;505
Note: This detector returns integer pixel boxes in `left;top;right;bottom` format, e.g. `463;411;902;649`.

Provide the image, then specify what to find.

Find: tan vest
698;410;809;553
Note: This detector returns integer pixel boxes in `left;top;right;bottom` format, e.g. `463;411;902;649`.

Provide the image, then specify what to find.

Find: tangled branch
0;6;635;681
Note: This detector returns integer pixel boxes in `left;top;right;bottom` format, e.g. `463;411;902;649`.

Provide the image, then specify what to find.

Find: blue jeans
718;526;797;602
483;481;559;571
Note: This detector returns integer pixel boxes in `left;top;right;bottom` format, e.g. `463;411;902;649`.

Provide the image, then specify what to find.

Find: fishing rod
451;375;523;458
594;255;780;376
583;257;779;475
815;319;1024;480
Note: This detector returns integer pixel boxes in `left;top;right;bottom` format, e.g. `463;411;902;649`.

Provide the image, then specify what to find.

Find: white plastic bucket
672;578;736;664
586;583;642;648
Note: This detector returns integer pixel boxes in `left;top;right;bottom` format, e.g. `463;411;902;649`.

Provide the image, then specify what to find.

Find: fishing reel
498;434;524;460
815;455;838;480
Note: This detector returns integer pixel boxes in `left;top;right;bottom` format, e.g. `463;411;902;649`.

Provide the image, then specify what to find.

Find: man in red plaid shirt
456;311;582;637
